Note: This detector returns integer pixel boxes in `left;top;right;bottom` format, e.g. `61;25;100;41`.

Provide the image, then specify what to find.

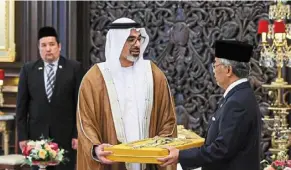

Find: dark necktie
46;64;55;102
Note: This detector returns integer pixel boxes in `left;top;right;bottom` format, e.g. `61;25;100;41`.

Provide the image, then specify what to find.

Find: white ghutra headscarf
99;18;154;145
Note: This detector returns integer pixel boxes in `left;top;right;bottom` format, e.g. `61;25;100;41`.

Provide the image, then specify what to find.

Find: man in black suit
158;40;261;170
16;26;83;170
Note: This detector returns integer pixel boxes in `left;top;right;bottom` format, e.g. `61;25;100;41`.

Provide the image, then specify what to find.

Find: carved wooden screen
89;1;276;159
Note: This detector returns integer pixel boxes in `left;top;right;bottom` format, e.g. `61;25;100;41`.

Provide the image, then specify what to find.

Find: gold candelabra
258;0;291;156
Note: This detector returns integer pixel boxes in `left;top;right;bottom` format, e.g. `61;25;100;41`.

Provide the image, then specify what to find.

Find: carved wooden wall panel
90;1;276;159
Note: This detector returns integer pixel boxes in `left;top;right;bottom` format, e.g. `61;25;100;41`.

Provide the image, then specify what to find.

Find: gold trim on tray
104;127;205;164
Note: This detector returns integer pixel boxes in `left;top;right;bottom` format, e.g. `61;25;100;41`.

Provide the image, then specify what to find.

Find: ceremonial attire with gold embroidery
76;18;177;170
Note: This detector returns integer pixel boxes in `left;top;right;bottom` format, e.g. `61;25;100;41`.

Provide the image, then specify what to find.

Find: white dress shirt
44;58;59;93
223;78;248;98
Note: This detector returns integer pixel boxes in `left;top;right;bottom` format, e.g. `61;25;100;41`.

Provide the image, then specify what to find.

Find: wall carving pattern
90;1;277;159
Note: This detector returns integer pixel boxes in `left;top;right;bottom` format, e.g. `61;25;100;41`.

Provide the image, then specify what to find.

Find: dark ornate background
89;1;277;160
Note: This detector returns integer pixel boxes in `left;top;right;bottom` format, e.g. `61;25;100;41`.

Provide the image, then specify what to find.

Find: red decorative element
272;160;285;167
274;21;286;33
49;142;59;151
32;161;59;166
22;145;32;156
0;69;5;80
258;20;269;33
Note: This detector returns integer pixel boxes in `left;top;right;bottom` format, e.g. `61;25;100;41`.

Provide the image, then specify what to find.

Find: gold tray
104;128;204;164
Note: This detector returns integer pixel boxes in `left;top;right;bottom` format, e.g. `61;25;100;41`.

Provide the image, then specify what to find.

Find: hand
19;140;28;151
95;143;114;164
157;146;179;167
72;138;78;150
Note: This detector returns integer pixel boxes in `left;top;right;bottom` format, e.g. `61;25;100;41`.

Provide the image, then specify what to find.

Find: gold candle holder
258;0;291;156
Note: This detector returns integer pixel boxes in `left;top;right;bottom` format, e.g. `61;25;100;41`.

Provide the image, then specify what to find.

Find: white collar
223;78;248;98
44;57;59;67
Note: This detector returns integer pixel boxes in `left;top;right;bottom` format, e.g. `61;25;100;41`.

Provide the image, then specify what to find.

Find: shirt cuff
91;145;101;162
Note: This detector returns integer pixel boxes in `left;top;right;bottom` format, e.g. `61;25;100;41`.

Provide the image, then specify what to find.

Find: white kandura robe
121;66;144;170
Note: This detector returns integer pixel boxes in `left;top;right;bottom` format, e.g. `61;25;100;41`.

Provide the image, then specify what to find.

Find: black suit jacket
16;56;83;149
179;81;261;170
